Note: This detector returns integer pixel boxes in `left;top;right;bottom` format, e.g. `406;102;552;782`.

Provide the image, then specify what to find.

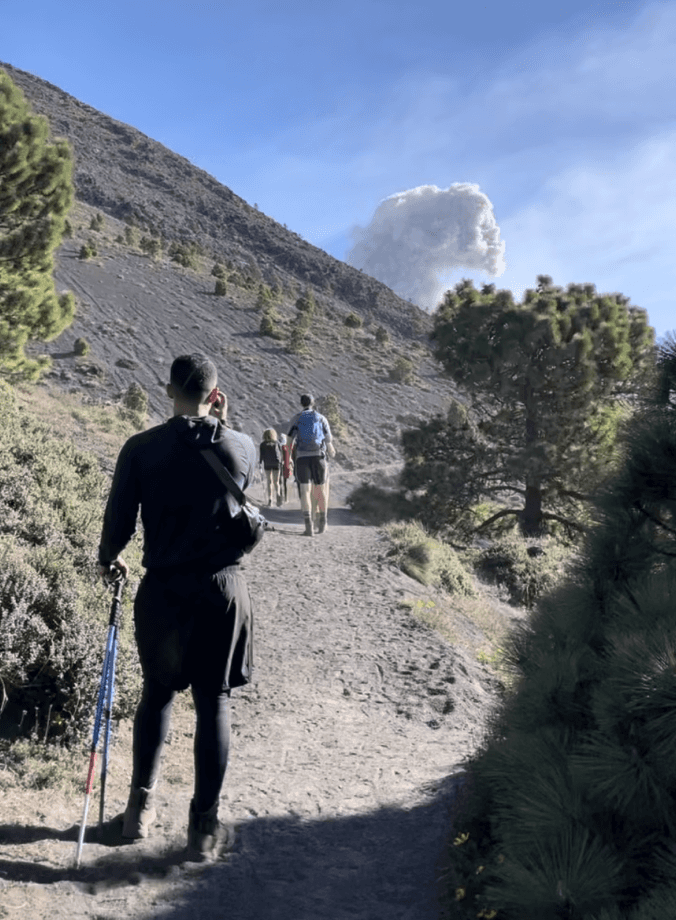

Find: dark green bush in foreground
447;342;676;919
0;382;141;743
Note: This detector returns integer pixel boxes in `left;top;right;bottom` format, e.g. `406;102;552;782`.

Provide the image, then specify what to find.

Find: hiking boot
316;512;327;534
121;784;157;839
187;800;233;862
303;513;314;537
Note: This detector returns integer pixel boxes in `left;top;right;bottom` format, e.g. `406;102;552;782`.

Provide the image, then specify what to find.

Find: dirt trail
0;475;500;919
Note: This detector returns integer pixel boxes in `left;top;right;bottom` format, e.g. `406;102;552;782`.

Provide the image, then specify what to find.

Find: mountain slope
2;62;457;469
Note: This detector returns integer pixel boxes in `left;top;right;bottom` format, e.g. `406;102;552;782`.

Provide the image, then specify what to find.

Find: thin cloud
497;129;676;332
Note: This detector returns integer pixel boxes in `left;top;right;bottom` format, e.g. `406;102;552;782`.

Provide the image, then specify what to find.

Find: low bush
0;382;141;742
214;279;227;297
168;241;201;270
315;393;346;438
347;483;415;526
389;356;415;384
287;322;309;355
140;236;162;259
259;308;281;338
78;240;97;260
73;337;90;357
344;311;363;329
374;325;389;346
468;534;574;607
89;212;104;231
119;382;148;429
256;284;273;310
385;521;477;596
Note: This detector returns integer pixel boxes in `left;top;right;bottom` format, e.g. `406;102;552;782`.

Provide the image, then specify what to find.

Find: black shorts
134;566;253;692
295;454;327;485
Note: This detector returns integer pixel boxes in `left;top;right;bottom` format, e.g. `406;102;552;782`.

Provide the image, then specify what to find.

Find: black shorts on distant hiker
98;354;258;861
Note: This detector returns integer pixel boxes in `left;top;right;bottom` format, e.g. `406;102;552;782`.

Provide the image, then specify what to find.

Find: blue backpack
295;410;325;452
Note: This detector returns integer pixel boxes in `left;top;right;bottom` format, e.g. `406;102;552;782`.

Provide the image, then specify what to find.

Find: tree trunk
522;482;543;536
522;376;542;536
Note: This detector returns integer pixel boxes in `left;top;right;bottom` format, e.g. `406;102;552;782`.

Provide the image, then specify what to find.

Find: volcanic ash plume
346;183;505;309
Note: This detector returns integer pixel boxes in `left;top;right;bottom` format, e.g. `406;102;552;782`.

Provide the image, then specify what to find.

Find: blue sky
2;0;674;335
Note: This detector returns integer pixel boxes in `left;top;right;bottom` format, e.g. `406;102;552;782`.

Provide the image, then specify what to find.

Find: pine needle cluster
448;338;676;919
0;70;75;379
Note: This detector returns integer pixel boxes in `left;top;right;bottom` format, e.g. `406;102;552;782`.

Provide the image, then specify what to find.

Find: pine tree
0;70;75;379
448;338;676;919
417;276;654;536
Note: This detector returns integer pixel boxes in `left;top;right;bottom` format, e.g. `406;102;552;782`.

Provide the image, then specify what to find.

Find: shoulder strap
200;448;247;506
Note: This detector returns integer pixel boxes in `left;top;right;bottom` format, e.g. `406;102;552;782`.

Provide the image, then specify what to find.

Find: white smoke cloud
346;183;505;309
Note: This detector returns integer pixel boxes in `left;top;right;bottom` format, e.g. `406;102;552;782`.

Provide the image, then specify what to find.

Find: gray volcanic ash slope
2;62;458;470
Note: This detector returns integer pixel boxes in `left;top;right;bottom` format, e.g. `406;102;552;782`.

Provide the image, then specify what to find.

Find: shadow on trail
258;507;358;530
0;833;190;890
0;773;466;918
154;772;467;920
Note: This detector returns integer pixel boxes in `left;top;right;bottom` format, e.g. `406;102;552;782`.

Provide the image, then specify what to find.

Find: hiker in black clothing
98;354;257;861
259;427;282;507
288;393;335;536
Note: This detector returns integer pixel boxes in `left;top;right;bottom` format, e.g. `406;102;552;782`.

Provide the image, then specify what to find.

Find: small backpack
295;410;325;452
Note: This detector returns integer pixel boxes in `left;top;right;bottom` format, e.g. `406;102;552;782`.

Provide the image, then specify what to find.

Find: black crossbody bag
200;449;267;553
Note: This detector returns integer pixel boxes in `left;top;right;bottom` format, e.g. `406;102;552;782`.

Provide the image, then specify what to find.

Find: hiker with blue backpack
288;394;335;536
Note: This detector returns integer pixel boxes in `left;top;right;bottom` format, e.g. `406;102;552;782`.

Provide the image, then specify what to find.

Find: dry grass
400;588;514;673
12;382;143;467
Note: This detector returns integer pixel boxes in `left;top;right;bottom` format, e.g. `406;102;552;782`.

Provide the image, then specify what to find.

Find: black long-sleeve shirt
98;415;256;572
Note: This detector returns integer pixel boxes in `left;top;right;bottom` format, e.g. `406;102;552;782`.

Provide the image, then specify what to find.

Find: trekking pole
99;575;124;827
75;574;125;868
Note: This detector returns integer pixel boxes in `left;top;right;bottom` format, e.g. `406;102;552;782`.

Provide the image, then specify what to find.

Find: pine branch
635;502;676;537
475;507;521;531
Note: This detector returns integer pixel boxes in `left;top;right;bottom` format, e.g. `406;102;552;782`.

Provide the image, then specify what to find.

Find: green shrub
287;322;308;354
122;382;148;414
469;534;574;607
385;521;476;596
347;483;415;525
140;236;162;259
259;308;280;338
215;279;227;296
389;356;415;384
0;382;141;742
374;325;389;345
168;242;200;269
73;337;90;357
89;212;104;231
123;225;136;246
211;262;227;279
256;283;273;310
344;311;363;329
119;382;148;429
296;289;315;315
63;219;73;239
315;393;346;438
78;240;97;260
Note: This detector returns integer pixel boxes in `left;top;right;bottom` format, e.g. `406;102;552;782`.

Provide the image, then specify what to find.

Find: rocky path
0;477;500;919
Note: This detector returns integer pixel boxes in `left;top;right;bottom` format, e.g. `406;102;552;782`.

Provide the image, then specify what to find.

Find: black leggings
131;675;230;814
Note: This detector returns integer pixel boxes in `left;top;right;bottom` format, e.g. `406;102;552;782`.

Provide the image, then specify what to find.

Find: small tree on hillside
410;277;654;536
0;71;76;379
448;336;676;919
